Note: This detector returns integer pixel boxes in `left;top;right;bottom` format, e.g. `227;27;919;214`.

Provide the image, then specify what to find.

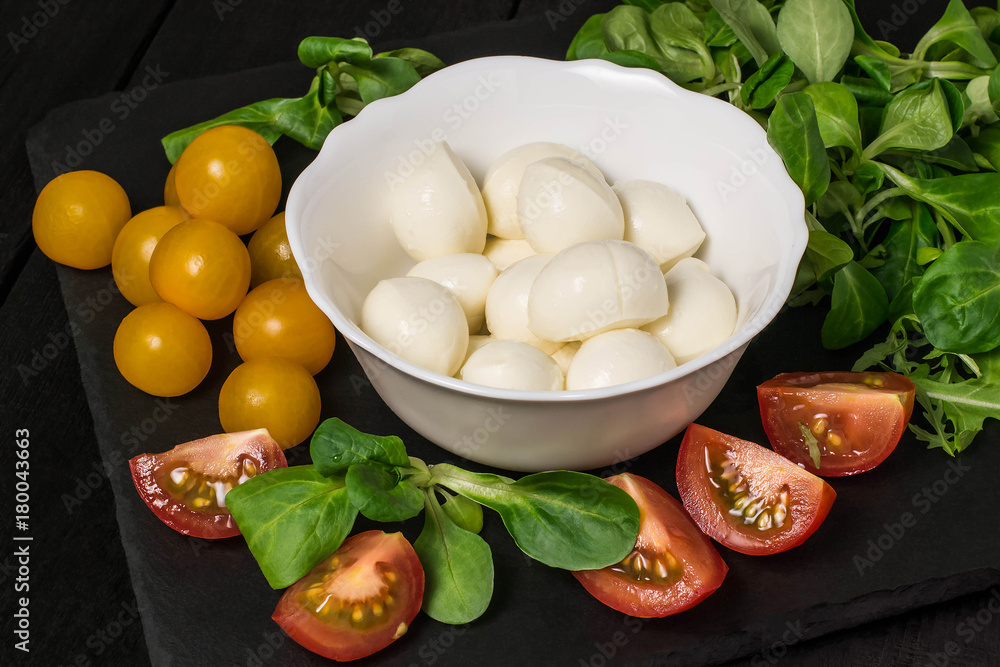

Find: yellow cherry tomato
114;303;212;396
247;212;303;288
233;278;336;375
149;218;251;320
112;206;188;306
174;125;281;235
32;170;131;269
218;358;321;449
164;163;181;207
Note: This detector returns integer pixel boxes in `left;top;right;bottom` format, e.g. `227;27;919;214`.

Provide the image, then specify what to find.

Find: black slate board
26;14;1000;667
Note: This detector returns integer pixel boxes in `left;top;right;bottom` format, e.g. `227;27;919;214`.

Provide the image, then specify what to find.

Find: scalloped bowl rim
286;56;807;403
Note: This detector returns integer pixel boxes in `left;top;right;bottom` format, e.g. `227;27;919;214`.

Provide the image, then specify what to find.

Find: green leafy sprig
226;419;640;625
161;37;444;162
568;0;1000;454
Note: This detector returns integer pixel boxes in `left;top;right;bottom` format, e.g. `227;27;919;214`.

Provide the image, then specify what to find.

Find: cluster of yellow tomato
31;126;336;449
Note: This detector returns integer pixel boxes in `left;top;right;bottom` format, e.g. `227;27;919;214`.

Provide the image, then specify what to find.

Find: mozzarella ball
461;340;564;391
483;143;603;239
484;254;560;354
527;240;668;343
361;277;469;376
550;341;581;375
642;259;738;365
388;141;487;261
566;329;676;390
615;180;706;271
464;334;494;364
517;157;624;254
482;237;536;271
407;253;498;333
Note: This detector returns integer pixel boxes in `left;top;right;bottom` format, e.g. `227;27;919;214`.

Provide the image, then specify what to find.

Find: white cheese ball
527;240;669;343
566;329;676;390
517;157;624;254
484;254;560;354
642;259;738;365
361;277;469;376
550;341;581;375
615;180;706;271
461;340;564;391
407;253;498;333
388;141;487;261
482;237;537;271
464;334;494;364
483;143;604;240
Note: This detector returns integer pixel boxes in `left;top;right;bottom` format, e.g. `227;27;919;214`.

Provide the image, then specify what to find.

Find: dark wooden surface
2;1;998;665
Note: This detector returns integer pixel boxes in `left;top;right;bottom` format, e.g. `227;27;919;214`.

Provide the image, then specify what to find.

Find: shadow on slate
24;11;1000;667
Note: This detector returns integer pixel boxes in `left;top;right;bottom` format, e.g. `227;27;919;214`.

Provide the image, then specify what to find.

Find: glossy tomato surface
174;125;281;235
573;474;727;617
218;358;321;449
758;372;915;476
273;531;424;662
32;170;131;269
148;218;251;320
113;302;213;396
247;212;303;288
129;429;286;538
676;424;836;556
233;278;336;375
112;206;188;306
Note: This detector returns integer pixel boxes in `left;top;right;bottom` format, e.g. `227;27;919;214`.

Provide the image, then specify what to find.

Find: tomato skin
247;212;303;288
233;278;336;375
114;302;213;396
33;170;131;269
219;358;321;449
758;372;916;476
273;531;424;662
573;474;727;617
129;429;286;538
148;218;251;320
676;424;836;556
164;163;181;207
174;125;281;235
112;206;188;306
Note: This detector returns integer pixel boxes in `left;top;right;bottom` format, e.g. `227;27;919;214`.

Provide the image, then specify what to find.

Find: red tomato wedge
757;372;915;476
676;424;836;556
273;531;424;662
573;474;727;618
129;428;286;539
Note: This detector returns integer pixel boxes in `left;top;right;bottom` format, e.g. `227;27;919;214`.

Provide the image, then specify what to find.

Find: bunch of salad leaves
226;419;640;625
160;36;445;162
566;0;1000;455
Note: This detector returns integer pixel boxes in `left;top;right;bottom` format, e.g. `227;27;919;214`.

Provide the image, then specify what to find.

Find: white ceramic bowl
286;56;806;472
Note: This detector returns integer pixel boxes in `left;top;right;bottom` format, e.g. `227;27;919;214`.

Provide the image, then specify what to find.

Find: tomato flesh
129;429;286;538
758;372;915;476
573;474;727;617
676;424;836;556
273;531;424;662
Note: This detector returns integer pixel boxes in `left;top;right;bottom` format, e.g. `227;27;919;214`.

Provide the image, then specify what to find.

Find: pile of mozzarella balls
360;141;737;392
